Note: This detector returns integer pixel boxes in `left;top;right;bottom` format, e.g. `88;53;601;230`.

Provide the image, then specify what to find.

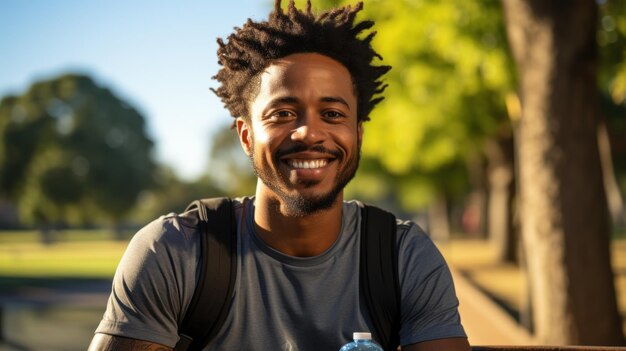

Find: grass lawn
0;230;130;278
0;230;130;350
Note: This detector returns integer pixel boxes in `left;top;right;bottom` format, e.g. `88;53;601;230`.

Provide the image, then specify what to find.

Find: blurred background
0;0;625;349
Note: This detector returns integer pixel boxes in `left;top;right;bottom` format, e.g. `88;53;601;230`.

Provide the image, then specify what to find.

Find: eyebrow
320;96;351;110
270;96;299;105
267;96;351;110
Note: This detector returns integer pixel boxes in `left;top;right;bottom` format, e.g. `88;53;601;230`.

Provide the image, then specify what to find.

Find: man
89;1;470;350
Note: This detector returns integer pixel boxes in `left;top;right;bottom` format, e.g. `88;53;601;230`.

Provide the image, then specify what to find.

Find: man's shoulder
127;212;200;255
144;197;253;240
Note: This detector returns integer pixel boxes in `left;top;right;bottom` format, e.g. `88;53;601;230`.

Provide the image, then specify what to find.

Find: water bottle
339;332;384;351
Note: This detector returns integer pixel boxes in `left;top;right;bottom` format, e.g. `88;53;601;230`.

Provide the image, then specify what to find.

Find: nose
291;112;326;144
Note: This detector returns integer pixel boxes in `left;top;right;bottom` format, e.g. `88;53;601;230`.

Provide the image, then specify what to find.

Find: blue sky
0;0;271;180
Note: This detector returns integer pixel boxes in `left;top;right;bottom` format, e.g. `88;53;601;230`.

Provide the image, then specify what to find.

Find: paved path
0;280;111;351
451;269;535;346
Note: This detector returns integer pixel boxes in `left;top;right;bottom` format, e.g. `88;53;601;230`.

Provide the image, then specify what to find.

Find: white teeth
289;159;328;169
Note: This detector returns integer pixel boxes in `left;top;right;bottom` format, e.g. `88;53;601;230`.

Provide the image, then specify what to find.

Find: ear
236;118;252;156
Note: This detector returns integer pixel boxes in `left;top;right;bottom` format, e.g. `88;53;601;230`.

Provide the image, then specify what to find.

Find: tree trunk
503;0;624;345
597;119;625;228
466;155;488;238
428;196;450;242
39;225;55;245
485;132;517;263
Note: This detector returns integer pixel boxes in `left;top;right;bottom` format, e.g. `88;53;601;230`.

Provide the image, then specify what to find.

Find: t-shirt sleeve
396;222;466;346
95;215;199;347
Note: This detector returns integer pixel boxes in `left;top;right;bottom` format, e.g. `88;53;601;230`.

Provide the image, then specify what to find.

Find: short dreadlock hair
212;0;391;123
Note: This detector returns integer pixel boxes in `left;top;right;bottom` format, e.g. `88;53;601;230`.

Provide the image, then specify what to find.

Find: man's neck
253;192;344;257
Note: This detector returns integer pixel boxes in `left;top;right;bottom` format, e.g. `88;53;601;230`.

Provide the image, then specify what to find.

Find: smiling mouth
287;159;329;169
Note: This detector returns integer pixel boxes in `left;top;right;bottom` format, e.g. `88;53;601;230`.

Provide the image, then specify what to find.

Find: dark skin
89;53;470;351
236;53;359;257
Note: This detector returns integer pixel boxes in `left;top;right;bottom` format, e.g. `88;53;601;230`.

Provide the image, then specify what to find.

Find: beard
249;140;360;217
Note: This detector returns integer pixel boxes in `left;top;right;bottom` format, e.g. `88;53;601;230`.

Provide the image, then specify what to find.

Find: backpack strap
360;204;401;351
175;197;237;351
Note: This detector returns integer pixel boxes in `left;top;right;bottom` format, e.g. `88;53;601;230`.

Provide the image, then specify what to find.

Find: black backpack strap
360;204;401;351
175;197;237;351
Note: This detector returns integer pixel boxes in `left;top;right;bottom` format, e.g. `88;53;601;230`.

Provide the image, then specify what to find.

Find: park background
1;0;625;350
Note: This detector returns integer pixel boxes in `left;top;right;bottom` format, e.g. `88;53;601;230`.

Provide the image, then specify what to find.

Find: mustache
276;144;341;159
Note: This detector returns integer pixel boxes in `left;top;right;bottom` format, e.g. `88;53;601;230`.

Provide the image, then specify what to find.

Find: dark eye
267;110;295;121
323;110;344;119
276;110;293;117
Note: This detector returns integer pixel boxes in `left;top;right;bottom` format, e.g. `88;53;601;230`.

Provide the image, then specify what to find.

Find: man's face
237;53;362;216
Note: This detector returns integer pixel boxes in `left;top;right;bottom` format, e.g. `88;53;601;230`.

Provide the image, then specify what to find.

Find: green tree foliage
309;0;516;211
599;0;626;104
206;124;257;197
129;166;223;224
0;74;156;227
129;126;249;223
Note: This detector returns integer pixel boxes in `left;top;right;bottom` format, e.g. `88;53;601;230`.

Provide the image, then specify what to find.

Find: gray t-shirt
96;197;465;350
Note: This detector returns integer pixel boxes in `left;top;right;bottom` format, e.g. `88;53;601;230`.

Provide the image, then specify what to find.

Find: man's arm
403;337;471;351
88;334;173;351
92;217;196;349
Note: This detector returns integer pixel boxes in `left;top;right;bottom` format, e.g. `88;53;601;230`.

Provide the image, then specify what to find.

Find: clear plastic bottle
339;332;384;351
